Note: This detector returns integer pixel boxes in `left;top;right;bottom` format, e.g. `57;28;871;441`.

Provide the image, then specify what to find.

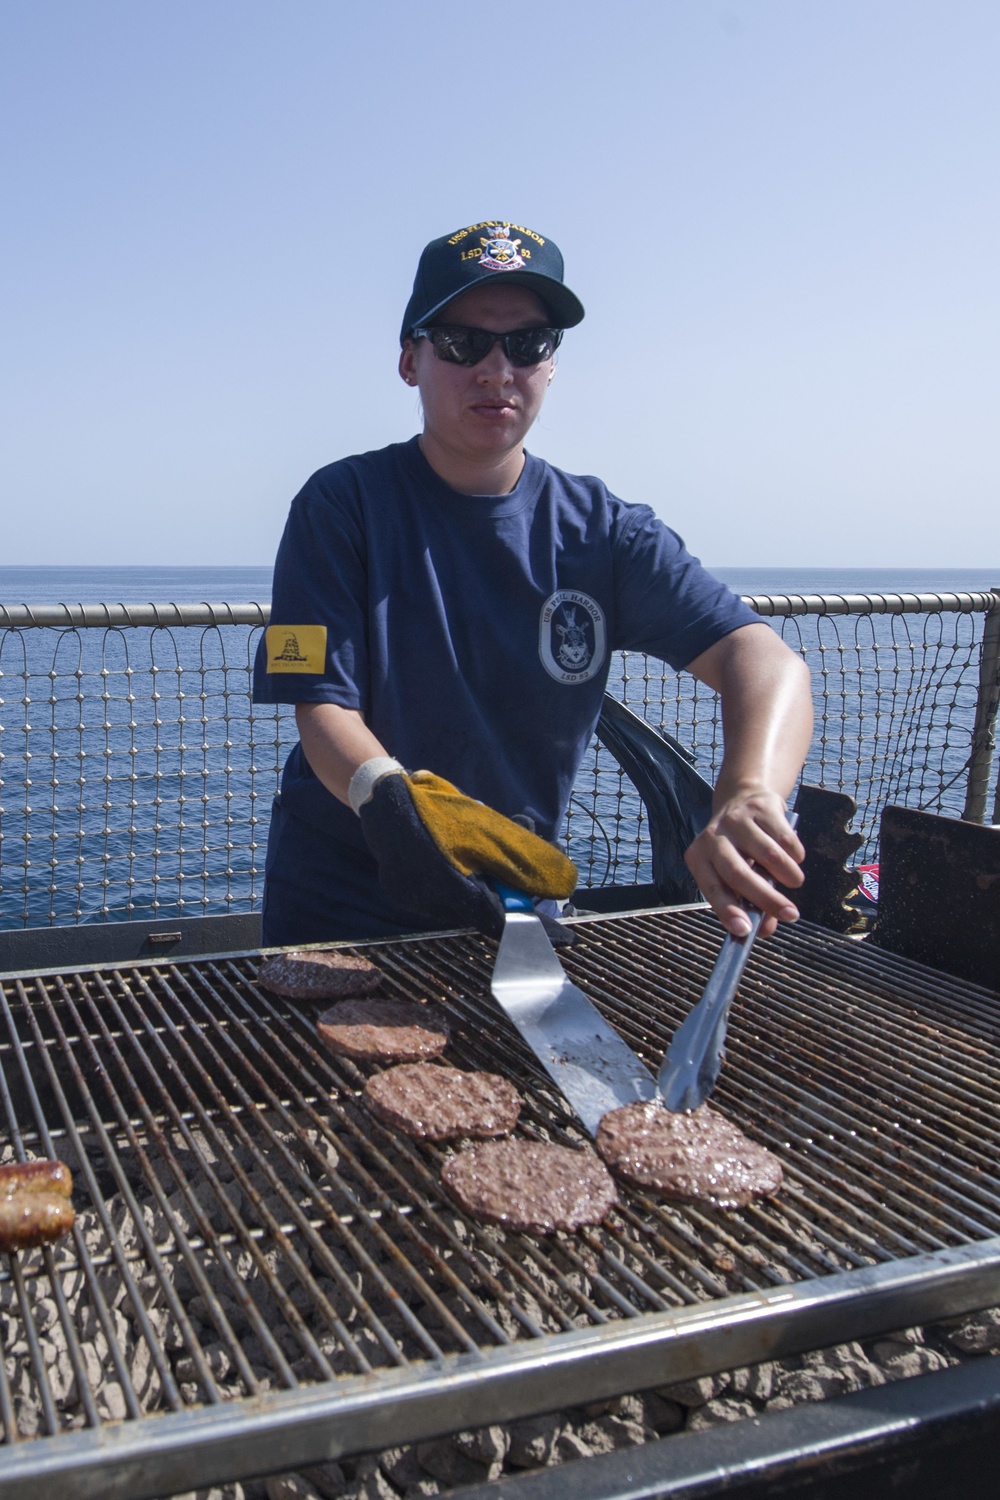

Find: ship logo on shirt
556;608;590;670
539;592;607;684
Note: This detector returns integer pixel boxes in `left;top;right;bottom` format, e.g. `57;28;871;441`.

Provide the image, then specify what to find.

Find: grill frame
2;1245;1000;1500
1;908;999;1497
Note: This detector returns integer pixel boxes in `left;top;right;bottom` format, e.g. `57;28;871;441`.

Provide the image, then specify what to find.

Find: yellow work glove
406;771;577;897
354;763;577;939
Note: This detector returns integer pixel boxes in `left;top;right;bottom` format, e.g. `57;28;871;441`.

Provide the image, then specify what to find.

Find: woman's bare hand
684;788;804;938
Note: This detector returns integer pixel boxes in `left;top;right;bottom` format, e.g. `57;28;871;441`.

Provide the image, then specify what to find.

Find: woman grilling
252;220;813;948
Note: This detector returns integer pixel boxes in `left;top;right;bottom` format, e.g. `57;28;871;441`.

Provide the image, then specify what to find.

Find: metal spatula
490;886;655;1136
657;812;798;1113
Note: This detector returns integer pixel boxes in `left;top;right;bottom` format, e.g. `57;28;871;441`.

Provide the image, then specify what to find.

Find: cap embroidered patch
479;227;526;271
265;624;327;674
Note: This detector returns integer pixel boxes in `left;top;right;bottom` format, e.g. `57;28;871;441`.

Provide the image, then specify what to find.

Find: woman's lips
469;401;519;420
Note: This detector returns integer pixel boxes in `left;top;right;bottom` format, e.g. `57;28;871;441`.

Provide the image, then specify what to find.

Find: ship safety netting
0;592;997;928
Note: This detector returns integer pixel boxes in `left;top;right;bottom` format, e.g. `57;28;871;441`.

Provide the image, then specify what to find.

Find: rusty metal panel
781;785;865;932
873;805;1000;988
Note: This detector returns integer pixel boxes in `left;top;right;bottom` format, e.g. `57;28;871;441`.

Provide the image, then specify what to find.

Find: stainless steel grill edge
3;1243;1000;1500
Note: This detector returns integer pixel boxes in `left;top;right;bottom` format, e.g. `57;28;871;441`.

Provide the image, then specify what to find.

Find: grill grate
1;909;999;1495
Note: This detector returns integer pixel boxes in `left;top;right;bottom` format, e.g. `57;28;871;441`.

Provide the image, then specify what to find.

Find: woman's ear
399;342;418;387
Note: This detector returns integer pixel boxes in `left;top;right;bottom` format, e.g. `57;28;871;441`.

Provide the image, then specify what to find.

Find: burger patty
0;1159;76;1251
441;1140;618;1235
595;1101;783;1208
317;999;450;1063
258;949;382;1001
364;1063;522;1141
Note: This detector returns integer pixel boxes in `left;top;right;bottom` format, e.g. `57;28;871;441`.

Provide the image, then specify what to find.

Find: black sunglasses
412;324;563;368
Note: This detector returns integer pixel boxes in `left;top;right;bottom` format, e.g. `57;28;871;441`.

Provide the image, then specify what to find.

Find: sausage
0;1193;76;1251
0;1160;73;1200
0;1161;76;1251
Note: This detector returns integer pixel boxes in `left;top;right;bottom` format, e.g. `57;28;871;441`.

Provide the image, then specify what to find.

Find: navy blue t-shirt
253;437;757;860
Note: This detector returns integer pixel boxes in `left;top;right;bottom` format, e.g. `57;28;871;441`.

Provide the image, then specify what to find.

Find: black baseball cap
400;221;585;343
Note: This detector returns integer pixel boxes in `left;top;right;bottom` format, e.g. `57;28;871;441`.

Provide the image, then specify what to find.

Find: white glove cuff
348;757;405;816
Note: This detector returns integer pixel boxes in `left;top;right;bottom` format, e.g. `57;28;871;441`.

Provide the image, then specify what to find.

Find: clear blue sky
3;0;998;567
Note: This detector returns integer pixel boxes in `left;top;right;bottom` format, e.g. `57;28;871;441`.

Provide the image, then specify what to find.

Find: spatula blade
491;911;655;1136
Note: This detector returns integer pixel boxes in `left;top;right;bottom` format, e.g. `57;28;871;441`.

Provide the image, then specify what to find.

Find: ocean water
0;566;275;606
0;566;996;927
1;564;997;605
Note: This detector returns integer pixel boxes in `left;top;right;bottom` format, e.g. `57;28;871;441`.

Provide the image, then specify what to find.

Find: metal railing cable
1;591;998;929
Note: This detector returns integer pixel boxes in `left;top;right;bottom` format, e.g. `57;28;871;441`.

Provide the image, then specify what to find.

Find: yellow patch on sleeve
265;624;328;674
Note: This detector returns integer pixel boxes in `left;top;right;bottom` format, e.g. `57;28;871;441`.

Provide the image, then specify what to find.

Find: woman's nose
475;346;515;383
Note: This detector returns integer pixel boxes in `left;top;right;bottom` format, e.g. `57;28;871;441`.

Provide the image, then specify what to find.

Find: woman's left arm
683;623;814;938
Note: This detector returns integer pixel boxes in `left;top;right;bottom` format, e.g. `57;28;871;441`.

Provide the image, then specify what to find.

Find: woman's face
399;282;555;483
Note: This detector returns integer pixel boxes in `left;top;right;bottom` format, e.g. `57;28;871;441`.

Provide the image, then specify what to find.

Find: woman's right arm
295;702;391;806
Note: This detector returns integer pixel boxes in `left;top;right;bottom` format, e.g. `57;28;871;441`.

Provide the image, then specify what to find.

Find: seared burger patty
258;949;382;1001
596;1101;783;1208
364;1062;522;1141
317;999;450;1063
441;1139;617;1235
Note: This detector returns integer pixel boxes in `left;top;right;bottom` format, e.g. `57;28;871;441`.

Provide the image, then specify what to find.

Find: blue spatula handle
491;881;534;914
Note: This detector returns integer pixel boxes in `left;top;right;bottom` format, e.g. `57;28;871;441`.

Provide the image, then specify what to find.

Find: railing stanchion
962;588;1000;824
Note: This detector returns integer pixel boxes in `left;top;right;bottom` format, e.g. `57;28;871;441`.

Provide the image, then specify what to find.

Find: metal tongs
657;812;799;1113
